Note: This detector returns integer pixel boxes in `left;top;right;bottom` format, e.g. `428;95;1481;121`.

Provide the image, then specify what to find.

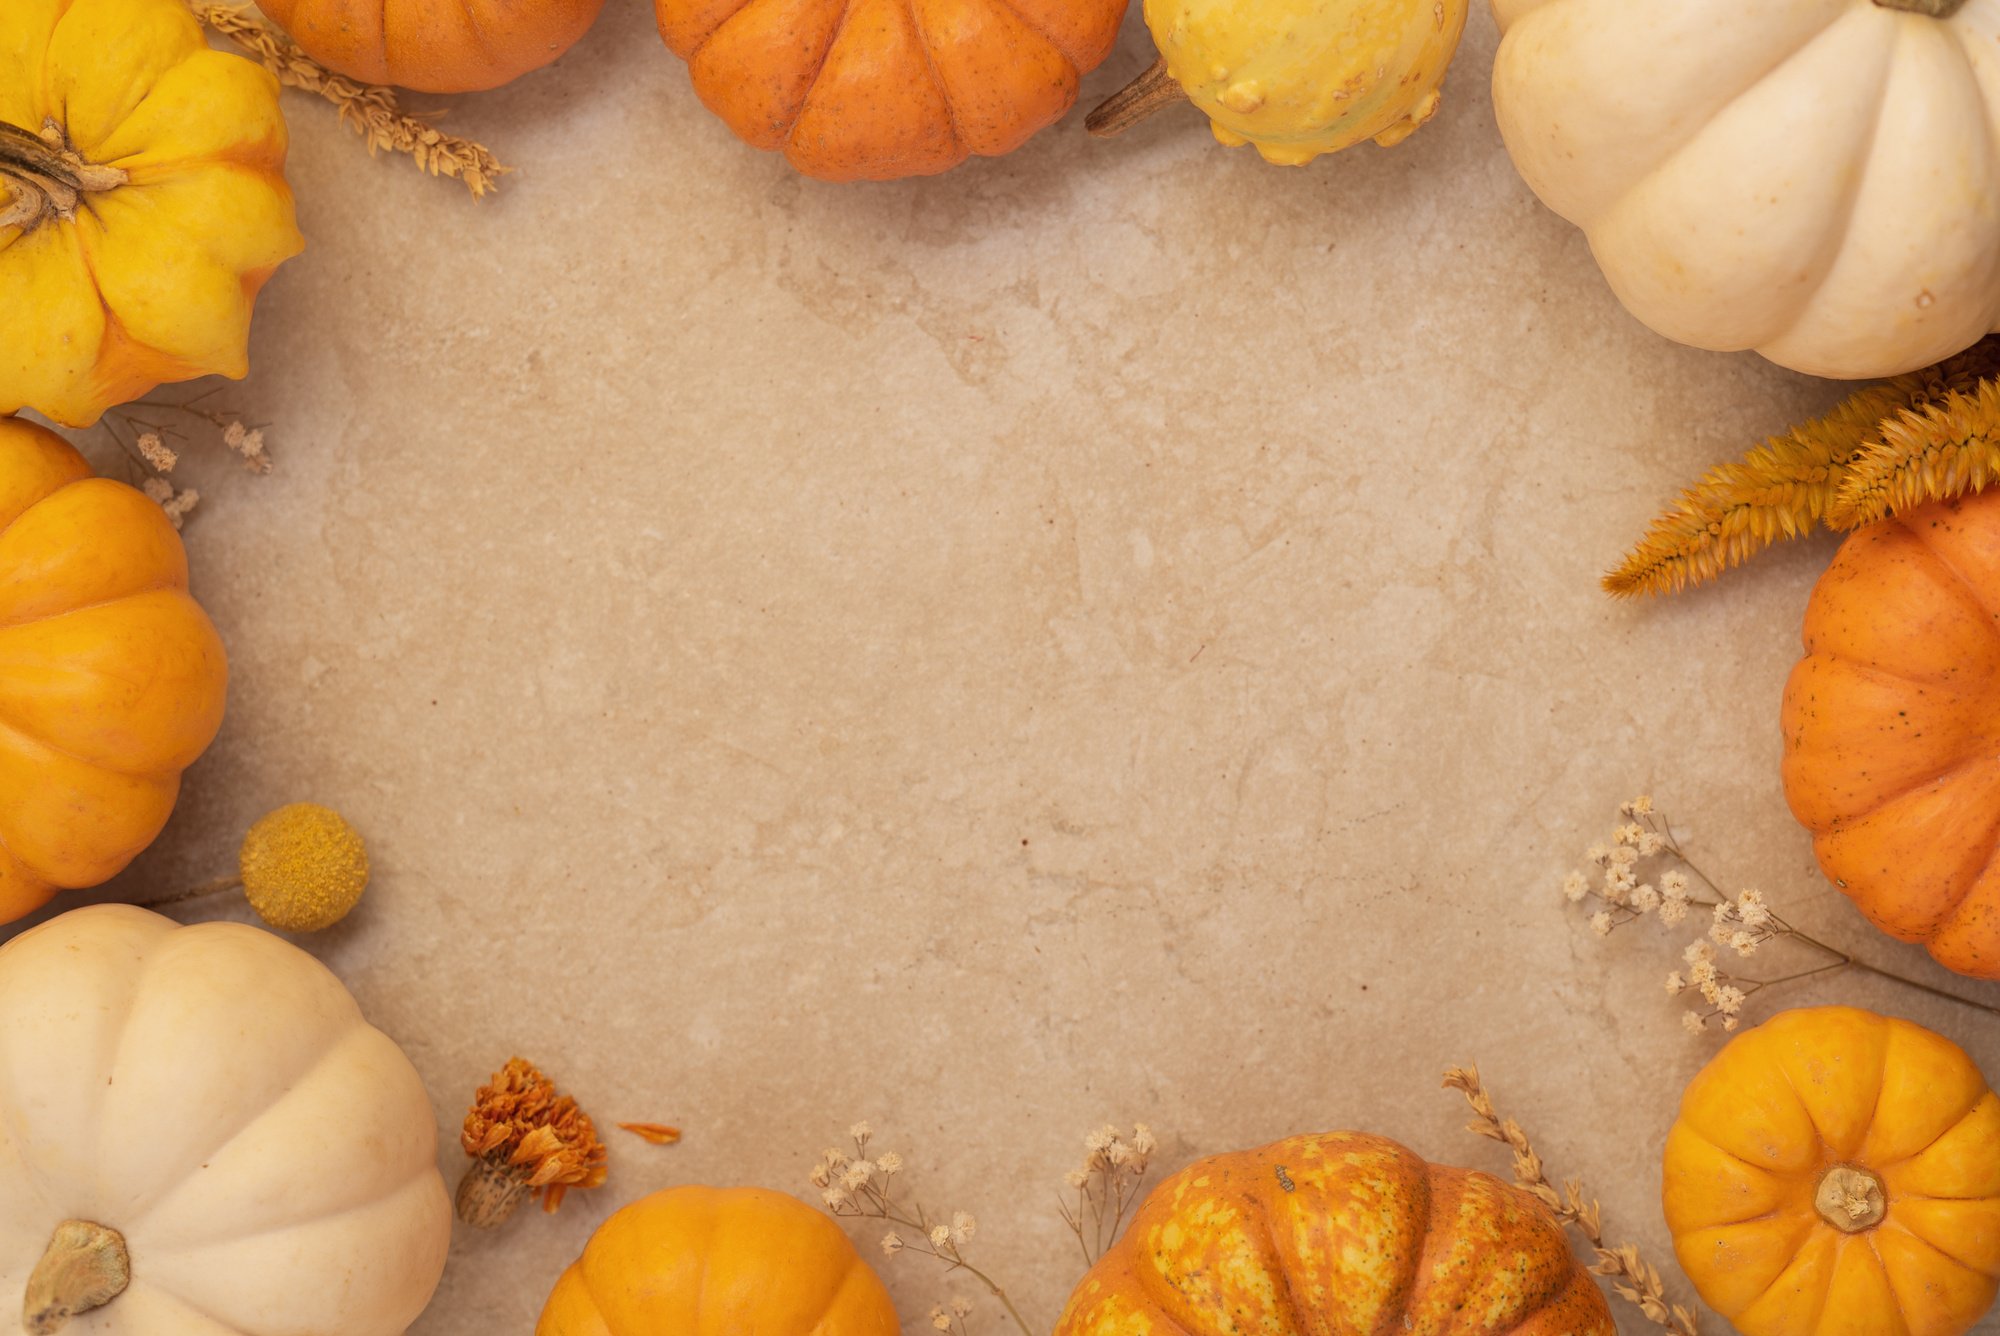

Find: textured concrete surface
14;2;2000;1332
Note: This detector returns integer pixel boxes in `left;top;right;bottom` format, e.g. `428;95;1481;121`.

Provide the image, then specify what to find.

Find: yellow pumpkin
0;0;303;428
1097;0;1468;165
536;1186;900;1335
0;419;227;925
1665;1007;2000;1336
1056;1131;1615;1334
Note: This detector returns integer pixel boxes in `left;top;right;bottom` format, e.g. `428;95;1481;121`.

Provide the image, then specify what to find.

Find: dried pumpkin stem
22;1221;130;1335
0;119;127;233
1443;1068;1700;1336
1814;1166;1887;1233
181;3;511;199
1087;58;1190;138
1874;0;1970;14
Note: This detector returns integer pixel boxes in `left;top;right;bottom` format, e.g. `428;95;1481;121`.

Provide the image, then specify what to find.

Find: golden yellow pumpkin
0;419;228;924
1665;1007;2000;1336
0;0;303;428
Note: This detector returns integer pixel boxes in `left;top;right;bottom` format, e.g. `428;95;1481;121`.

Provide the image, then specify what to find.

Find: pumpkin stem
0;119;127;234
1087;58;1189;139
1814;1166;1887;1233
1873;0;1970;14
455;1154;532;1229
21;1221;130;1335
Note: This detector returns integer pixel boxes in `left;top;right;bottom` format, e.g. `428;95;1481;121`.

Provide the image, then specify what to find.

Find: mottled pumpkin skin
1781;492;2000;980
653;0;1129;181
1055;1131;1614;1336
1664;1007;2000;1336
0;420;227;924
536;1186;900;1336
256;0;605;94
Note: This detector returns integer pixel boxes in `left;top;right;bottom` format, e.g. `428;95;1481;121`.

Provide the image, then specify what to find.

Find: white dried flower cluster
1062;1124;1161;1267
1561;800;1692;934
141;477;200;530
928;1297;974;1331
222;419;271;473
1668;942;1749;1034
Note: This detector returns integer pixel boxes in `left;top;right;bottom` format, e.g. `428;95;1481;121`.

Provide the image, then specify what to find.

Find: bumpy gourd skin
1665;1007;2000;1336
536;1186;901;1336
0;0;302;427
0;420;227;924
1146;0;1469;165
1055;1131;1615;1335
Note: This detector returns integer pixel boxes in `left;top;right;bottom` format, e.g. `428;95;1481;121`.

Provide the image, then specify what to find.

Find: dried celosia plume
458;1058;607;1227
1609;336;2000;596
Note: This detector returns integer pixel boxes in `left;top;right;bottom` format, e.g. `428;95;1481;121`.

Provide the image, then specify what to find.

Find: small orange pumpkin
0;419;227;924
536;1186;900;1335
1055;1131;1614;1335
1664;1006;2000;1336
653;0;1130;181
255;0;605;93
1782;489;2000;980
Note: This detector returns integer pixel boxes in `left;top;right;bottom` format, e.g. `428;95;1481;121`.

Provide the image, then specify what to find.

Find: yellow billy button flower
238;803;369;932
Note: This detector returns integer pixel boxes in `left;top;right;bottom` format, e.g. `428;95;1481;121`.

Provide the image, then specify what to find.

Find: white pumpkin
1492;0;2000;380
0;906;451;1334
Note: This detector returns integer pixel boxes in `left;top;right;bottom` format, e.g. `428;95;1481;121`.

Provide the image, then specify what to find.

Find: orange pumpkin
1782;490;2000;981
1055;1131;1615;1335
1664;1006;2000;1336
0;419;227;924
255;0;604;93
653;0;1130;181
536;1186;900;1335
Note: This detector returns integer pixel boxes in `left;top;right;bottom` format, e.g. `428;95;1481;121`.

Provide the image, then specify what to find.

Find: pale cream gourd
1492;0;2000;380
0;906;451;1334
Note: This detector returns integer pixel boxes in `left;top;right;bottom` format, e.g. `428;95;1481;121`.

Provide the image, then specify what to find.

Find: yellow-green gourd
1141;0;1469;164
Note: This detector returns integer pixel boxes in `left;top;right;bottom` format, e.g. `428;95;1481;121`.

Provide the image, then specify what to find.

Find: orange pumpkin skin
1664;1007;2000;1336
535;1186;900;1336
255;0;605;93
653;0;1130;181
1055;1131;1615;1336
1781;491;2000;981
0;419;227;924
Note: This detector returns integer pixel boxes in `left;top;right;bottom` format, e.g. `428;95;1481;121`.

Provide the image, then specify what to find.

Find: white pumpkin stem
21;1221;130;1335
1087;58;1190;139
455;1155;531;1229
0;119;127;233
1873;0;1971;15
1814;1165;1888;1233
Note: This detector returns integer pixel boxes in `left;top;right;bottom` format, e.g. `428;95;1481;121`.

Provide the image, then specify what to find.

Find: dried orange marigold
456;1058;607;1227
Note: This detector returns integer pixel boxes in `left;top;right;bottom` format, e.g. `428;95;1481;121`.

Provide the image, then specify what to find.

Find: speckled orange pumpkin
536;1186;900;1335
1782;490;2000;981
1054;1131;1615;1336
1665;1007;2000;1336
0;419;227;925
653;0;1130;181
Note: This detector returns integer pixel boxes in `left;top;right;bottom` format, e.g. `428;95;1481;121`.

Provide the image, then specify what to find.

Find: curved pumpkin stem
1087;58;1190;138
0;119;126;233
22;1221;130;1335
1873;0;1970;14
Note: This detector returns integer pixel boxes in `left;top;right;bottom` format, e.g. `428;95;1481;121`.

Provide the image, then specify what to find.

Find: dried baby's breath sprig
1057;1124;1158;1266
1608;335;2000;596
140;477;200;530
185;3;509;198
458;1058;608;1228
1564;799;2000;1032
811;1124;1030;1335
1443;1066;1700;1336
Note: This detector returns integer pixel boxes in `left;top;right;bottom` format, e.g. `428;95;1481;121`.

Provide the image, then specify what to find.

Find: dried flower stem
1442;1067;1700;1336
1566;800;2000;1032
814;1126;1031;1336
185;3;509;198
1056;1124;1158;1266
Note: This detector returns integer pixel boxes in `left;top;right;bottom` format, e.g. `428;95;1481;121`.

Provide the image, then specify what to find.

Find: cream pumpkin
0;906;452;1334
1492;0;2000;380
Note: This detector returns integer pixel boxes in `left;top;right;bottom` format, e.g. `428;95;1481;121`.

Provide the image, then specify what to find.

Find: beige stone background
13;1;2000;1332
